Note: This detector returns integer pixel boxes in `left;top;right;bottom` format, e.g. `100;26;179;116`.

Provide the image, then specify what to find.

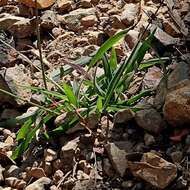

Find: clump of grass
0;28;169;160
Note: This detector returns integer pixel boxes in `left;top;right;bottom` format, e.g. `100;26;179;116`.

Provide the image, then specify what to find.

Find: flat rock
128;152;177;189
135;108;165;134
59;8;95;31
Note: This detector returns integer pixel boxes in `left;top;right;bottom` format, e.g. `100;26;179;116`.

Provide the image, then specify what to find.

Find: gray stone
135;108;165;134
59;8;95;31
0;64;32;106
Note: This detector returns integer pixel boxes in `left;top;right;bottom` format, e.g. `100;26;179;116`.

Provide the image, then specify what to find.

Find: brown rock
18;0;55;9
125;29;139;49
80;0;92;8
0;0;7;6
135;108;165;134
0;13;35;38
81;15;97;28
163;61;190;126
128;152;177;189
57;0;73;12
44;149;57;162
60;8;95;31
142;66;162;89
30;168;46;178
163;21;181;37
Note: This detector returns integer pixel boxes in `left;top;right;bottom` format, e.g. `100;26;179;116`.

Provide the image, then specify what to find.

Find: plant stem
35;0;47;89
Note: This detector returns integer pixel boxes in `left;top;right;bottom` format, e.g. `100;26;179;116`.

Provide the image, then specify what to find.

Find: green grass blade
110;47;117;70
63;83;78;107
89;28;131;69
139;57;170;70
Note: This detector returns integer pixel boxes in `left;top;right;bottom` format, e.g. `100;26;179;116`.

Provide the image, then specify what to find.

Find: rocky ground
0;0;190;189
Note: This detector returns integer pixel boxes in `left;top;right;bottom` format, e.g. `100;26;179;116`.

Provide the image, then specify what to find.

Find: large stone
0;64;32;106
163;61;190;126
59;8;95;31
135;108;165;134
0;13;35;38
105;141;133;176
128;152;177;189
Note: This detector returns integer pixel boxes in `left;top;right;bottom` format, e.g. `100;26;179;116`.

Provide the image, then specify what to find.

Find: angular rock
128;152;177;189
105;141;133;176
163;61;190;126
60;137;79;170
25;177;51;190
81;15;97;28
29;168;46;178
43;162;52;176
153;26;180;46
0;13;35;38
0;64;32;106
142;66;162;89
135;108;165;134
59;8;95;31
120;3;139;26
114;108;135;124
